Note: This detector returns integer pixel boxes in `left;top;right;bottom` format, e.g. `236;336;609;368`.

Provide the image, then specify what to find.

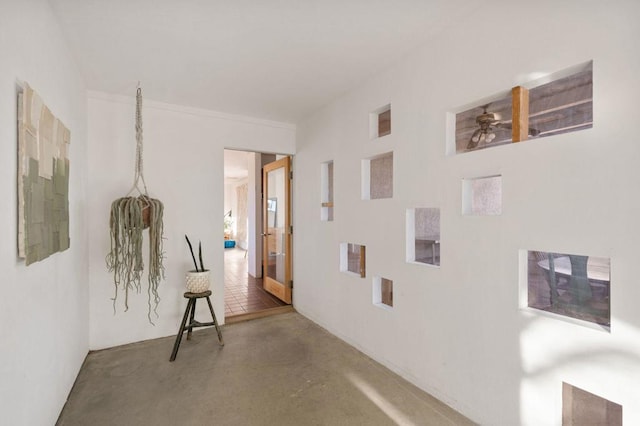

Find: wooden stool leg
206;296;224;346
169;298;194;362
187;298;197;340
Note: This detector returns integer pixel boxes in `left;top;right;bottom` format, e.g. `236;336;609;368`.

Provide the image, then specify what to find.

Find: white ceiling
224;149;249;182
49;0;474;123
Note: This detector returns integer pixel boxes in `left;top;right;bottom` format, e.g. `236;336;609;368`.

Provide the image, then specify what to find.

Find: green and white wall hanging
17;83;71;265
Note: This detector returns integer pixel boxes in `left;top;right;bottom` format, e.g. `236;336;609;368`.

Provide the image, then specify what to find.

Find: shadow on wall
518;315;639;424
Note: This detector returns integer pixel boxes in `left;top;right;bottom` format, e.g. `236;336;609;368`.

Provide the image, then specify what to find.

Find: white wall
0;1;89;425
247;153;262;277
293;1;640;424
88;92;295;349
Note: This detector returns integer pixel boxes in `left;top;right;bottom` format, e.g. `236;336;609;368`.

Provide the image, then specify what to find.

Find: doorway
223;150;291;320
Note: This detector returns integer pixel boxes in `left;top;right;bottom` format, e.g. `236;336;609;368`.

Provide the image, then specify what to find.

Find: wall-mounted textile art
18;83;70;265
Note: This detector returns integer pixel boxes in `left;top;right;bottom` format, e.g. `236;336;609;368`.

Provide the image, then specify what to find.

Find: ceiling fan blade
467;129;482;149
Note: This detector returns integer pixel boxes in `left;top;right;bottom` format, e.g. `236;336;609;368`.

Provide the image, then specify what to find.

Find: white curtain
236;183;248;248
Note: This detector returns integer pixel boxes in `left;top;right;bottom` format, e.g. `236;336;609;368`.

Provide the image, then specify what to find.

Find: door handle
261;233;272;237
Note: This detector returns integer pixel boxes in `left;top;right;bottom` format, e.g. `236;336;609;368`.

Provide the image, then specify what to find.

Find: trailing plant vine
106;86;165;323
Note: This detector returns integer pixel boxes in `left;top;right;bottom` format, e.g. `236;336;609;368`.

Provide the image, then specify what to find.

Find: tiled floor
224;247;287;316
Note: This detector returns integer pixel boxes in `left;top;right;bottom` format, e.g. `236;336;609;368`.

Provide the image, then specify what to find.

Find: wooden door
262;157;292;304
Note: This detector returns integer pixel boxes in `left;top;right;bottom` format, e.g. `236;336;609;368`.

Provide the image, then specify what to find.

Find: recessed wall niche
526;250;610;328
373;276;393;309
453;61;593;154
563;383;621;426
369;104;391;139
462;175;502;215
320;160;334;221
340;243;366;277
362;152;393;200
406;208;440;266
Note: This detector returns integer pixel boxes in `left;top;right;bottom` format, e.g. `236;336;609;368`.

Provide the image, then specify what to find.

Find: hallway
224;247;287;317
57;313;473;425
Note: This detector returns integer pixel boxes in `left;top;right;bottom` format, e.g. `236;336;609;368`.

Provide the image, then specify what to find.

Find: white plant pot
185;270;210;293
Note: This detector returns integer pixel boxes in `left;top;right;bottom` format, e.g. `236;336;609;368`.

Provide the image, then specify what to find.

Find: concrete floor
57;313;474;425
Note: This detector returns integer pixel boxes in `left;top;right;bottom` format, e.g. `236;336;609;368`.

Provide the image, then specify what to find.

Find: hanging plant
106;87;165;323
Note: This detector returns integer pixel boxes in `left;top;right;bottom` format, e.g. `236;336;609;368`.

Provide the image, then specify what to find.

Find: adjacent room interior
2;1;639;425
223;149;289;319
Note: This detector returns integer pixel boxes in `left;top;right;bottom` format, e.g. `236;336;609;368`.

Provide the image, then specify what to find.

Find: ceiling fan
466;104;540;150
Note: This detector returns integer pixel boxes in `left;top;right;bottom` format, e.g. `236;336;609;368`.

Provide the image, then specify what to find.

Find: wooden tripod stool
169;290;224;362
